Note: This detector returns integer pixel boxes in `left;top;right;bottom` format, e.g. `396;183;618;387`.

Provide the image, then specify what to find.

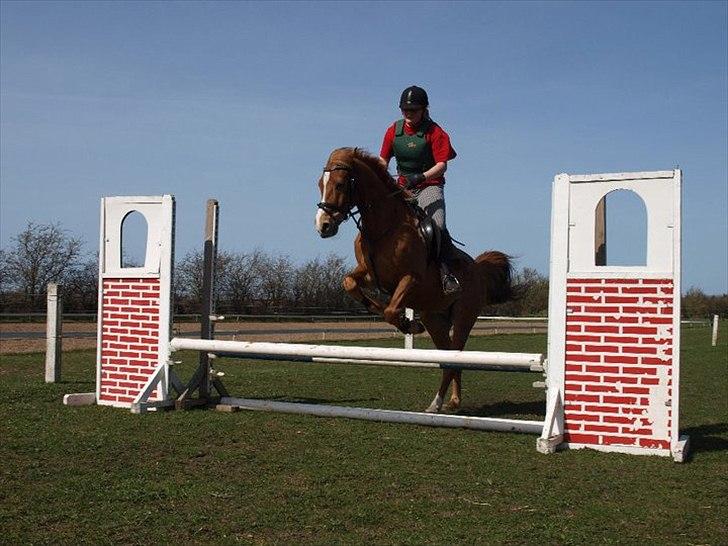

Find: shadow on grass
250;395;381;405
456;400;546;419
682;422;728;455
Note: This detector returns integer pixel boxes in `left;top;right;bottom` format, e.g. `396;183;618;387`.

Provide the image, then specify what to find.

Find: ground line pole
45;283;62;383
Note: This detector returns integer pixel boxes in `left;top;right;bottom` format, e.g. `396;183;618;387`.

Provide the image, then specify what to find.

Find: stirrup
442;274;461;295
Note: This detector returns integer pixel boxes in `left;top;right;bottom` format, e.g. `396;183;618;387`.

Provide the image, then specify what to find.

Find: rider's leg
415;185;460;295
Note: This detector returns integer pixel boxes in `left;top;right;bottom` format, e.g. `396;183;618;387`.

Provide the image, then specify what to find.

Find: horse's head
315;149;356;238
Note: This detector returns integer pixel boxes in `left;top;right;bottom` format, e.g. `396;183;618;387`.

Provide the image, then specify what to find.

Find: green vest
392;119;436;177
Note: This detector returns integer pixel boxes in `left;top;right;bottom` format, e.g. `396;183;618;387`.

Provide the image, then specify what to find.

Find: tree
3;222;83;310
481;267;549;316
219;249;266;314
63;256;99;312
258;253;294;311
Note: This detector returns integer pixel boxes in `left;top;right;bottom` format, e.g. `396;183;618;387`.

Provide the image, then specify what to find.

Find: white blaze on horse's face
315;171;332;236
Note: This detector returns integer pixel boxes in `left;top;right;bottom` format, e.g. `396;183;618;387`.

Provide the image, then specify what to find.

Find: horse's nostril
322;222;330;232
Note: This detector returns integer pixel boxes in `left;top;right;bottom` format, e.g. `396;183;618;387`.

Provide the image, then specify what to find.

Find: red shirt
379;119;457;186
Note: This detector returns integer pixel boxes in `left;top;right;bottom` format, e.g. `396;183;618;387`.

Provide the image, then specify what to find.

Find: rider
378;85;461;295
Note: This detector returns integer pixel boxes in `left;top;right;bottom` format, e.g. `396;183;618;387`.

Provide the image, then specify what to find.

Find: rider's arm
423;161;447;180
379;124;396;171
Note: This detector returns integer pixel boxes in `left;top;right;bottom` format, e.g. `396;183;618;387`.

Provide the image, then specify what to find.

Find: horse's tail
474;251;514;305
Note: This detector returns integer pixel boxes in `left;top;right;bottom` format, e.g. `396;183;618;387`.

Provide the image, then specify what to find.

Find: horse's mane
348;148;404;196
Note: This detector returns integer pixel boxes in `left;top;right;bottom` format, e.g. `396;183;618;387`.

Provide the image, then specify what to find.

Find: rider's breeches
414;185;446;230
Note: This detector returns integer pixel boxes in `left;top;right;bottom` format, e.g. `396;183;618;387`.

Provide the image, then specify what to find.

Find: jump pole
208;352;544;373
169;338;544;369
216;397;544;434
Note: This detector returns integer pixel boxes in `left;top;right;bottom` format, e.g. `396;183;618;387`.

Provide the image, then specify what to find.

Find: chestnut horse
315;147;514;413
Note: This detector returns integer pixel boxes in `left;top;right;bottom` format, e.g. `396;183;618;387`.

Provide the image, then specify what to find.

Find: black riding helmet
399;85;429;110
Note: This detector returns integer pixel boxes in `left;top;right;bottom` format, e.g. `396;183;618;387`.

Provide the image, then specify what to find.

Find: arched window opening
596;189;648;267
121;211;149;268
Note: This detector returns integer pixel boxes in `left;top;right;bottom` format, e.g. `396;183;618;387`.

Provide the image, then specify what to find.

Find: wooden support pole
199;199;219;399
595;196;607;266
45;283;62;383
176;199;223;410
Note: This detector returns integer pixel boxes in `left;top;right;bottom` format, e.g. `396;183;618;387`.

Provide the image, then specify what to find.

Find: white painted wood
567;171;680;272
670;169;683;458
209;353;543;373
45;283;62;383
219;397;544;434
63;392;96;406
568;170;675;182
100;195;174;277
170;338;544;368
131;362;168;407
404;308;414;349
545;174;570;442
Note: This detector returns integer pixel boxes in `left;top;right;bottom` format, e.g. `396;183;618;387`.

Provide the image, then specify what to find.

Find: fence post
404;308;414;349
712;314;719;347
45;283;62;383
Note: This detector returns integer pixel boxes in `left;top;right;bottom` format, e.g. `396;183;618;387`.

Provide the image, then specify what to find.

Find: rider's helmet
399;86;429;110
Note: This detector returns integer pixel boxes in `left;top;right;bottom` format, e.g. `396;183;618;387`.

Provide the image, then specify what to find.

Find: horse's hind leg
443;310;479;411
421;312;455;413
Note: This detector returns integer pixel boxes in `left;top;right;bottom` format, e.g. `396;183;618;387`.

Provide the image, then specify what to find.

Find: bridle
317;163;361;228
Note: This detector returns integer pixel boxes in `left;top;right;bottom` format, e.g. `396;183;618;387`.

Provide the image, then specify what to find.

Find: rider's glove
405;173;426;189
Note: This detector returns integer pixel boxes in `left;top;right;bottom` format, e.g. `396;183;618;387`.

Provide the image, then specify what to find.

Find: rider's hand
405;173;426;189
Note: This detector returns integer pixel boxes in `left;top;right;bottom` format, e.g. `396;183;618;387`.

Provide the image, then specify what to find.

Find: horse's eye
335;182;345;191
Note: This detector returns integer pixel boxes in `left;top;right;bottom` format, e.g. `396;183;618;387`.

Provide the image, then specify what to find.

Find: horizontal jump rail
211;352;544;372
218;397;544;434
170;338;545;369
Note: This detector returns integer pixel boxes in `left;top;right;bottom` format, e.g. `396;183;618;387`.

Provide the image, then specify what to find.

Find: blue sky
1;1;726;294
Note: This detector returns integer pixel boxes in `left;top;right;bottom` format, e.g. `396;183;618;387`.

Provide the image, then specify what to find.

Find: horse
314;147;514;413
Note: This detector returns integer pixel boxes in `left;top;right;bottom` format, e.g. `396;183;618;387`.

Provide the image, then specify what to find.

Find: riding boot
439;229;461;296
440;262;461;295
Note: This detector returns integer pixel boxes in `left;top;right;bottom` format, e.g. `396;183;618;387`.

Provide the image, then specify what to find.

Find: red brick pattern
564;278;675;451
99;278;161;405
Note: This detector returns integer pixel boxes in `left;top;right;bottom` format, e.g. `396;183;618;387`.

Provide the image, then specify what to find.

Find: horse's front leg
342;263;385;316
382;274;425;334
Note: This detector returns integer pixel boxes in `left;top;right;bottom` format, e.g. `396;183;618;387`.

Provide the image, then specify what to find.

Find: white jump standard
65;169;689;461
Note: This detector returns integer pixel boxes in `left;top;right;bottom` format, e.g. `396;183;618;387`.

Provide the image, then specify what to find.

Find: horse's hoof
402;318;425;335
443;401;460;413
425;394;443;413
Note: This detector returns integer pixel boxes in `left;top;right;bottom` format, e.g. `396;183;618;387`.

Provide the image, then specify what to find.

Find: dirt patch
0;320;546;355
0;321;404;354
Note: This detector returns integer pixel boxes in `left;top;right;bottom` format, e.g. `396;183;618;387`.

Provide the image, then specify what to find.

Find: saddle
411;203;471;265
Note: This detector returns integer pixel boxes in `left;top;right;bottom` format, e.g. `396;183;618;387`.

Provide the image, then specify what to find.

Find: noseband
317;164;356;220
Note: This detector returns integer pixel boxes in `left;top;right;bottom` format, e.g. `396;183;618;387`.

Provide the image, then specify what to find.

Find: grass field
1;327;726;544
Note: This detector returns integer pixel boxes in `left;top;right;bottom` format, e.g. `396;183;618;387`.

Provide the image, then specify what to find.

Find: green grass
1;327;726;544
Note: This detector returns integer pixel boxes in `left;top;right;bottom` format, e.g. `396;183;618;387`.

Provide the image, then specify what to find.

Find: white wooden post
404;308;414;349
712;314;719;347
45;283;62;383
